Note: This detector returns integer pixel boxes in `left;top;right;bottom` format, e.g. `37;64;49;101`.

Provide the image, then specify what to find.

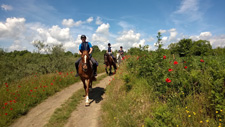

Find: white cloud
118;21;133;30
0;17;26;39
169;28;178;42
146;37;154;42
116;30;141;51
62;19;75;27
158;29;167;34
132;39;146;48
96;16;103;25
9;40;26;51
175;0;199;14
200;32;212;40
96;23;110;35
1;4;13;11
209;35;225;48
86;17;93;23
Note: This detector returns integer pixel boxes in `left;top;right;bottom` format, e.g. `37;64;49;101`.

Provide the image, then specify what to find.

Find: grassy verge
100;55;225;127
44;74;107;127
1;63;105;127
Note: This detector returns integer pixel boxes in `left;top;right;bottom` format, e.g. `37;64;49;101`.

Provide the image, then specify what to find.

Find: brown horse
104;53;117;75
78;50;95;106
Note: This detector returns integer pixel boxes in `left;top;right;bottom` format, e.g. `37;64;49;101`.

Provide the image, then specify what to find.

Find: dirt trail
64;75;113;127
10;73;106;127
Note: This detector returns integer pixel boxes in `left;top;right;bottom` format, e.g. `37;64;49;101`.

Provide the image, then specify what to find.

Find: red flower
4;103;8;106
163;56;166;59
184;66;187;69
137;56;140;60
30;90;33;92
174;61;178;65
5;83;7;85
200;59;204;62
51;83;53;85
165;78;171;83
18;85;21;88
184;61;186;63
168;69;173;72
5;113;8;115
5;85;8;87
10;108;13;110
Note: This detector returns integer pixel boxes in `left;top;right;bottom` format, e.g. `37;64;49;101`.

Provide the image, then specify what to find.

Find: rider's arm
79;50;82;55
89;47;93;54
78;44;82;55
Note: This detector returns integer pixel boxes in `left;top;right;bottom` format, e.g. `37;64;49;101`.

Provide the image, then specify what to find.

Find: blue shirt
79;42;92;51
108;47;112;52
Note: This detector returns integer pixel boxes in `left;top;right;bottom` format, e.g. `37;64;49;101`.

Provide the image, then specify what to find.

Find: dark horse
104;53;117;75
78;50;96;106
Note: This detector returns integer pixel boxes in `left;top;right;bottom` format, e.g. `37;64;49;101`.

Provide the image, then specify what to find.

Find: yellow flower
186;110;189;113
220;109;223;112
177;125;179;127
218;126;221;127
186;107;188;109
200;121;203;123
114;117;117;119
188;115;191;117
142;125;144;127
219;119;222;121
216;111;219;113
206;120;209;123
193;112;196;115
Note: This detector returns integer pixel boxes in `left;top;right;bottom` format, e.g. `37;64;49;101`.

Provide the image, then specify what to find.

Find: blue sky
0;0;225;53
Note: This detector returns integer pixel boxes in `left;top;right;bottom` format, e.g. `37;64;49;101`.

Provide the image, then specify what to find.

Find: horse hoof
85;103;90;107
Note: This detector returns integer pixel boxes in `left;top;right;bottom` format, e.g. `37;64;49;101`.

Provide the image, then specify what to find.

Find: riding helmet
81;35;86;39
120;46;123;48
108;43;111;46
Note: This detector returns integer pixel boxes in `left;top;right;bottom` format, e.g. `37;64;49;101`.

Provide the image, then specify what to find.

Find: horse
104;53;117;75
78;50;95;106
116;53;122;67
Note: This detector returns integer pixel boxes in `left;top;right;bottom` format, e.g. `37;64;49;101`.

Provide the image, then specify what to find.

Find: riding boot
93;64;97;76
75;63;79;77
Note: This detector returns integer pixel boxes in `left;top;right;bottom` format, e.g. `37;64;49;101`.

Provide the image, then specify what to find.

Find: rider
118;46;124;57
75;35;98;77
106;43;116;62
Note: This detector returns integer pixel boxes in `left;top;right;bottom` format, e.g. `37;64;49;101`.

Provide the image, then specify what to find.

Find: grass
44;74;107;127
0;63;105;127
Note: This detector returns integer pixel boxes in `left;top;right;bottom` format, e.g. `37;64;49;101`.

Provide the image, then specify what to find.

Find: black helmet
108;43;111;46
120;46;123;48
81;35;86;39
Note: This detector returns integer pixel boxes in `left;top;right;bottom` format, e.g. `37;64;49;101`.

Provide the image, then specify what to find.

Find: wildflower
18;85;21;88
4;103;7;106
5;113;8;115
216;111;219;113
206;120;209;123
30;90;33;92
219;119;222;121
186;110;189;113
10;108;13;110
200;121;203;123
163;56;166;59
114;117;116;119
168;69;173;72
165;78;171;83
174;61;178;65
220;109;223;112
184;66;187;69
188;115;191;117
200;59;204;62
193;112;196;115
51;83;53;85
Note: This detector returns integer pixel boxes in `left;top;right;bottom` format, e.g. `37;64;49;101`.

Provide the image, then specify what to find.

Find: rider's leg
75;58;81;77
91;57;97;76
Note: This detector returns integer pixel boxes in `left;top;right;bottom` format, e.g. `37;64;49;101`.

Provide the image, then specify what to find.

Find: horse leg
105;65;108;74
82;79;86;97
85;79;90;106
109;65;112;75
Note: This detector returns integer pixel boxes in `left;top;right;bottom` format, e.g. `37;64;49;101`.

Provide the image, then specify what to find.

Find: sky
0;0;225;53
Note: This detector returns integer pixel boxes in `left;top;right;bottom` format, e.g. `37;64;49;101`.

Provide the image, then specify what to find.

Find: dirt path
10;73;106;127
64;75;113;127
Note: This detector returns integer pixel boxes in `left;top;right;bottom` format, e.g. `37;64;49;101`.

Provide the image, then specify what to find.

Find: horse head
81;50;90;72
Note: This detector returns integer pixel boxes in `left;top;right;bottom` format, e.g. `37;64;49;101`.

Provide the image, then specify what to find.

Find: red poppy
51;83;53;85
10;108;13;110
200;59;204;62
5;83;7;85
4;103;8;106
18;85;21;88
5;85;8;87
174;61;178;65
5;113;8;115
168;69;173;72
30;90;33;92
184;66;187;69
163;56;166;59
165;78;171;83
10;100;12;103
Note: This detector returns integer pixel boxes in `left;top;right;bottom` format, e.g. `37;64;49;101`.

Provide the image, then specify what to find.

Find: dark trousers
75;57;98;74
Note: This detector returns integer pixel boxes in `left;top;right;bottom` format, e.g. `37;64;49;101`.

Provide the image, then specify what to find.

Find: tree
155;32;163;51
190;40;212;56
177;39;193;57
92;45;101;53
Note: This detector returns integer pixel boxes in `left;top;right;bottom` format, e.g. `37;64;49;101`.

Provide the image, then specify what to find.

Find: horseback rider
75;35;98;77
118;46;124;57
105;43;116;63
